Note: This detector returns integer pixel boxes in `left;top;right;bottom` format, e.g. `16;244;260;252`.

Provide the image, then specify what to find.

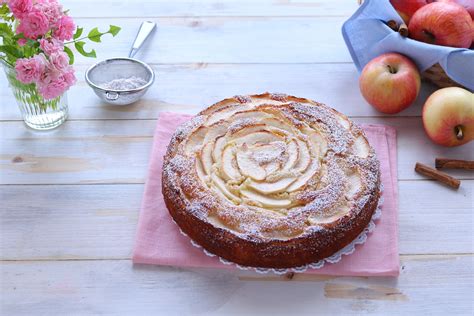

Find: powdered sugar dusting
163;92;381;257
234;95;251;103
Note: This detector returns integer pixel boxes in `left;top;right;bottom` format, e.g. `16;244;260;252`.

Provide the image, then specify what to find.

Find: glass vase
2;61;68;130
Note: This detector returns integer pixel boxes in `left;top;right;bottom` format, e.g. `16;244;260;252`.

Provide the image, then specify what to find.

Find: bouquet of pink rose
0;0;120;109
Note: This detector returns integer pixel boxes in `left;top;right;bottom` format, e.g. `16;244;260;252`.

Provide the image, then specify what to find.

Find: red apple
422;87;474;147
390;0;430;23
435;0;474;44
408;2;473;48
359;53;421;114
436;0;474;19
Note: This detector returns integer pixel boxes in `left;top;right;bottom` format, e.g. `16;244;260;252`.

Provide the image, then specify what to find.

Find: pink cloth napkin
133;112;399;276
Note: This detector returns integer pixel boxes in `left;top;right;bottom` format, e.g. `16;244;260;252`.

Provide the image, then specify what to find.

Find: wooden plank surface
1;255;473;315
46;17;352;64
63;0;360;18
1;118;473;185
1;0;473;315
1;64;439;120
1;181;472;261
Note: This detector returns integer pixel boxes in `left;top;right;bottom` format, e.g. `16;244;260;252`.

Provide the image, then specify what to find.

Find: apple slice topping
228;110;272;122
345;169;363;198
304;127;328;158
205;104;252;125
203;122;229;145
250;142;285;164
199;141;214;175
184;126;207;154
210;172;241;203
236;149;267;181
195;157;208;185
212;136;226;164
220;145;241;180
248;176;297;194
229;123;266;137
308;203;351;225
260;117;295;135
240;188;292;209
287;157;319;192
353;135;370;158
264;161;280;175
335;113;351;129
180;98;379;235
293;138;311;173
281;139;299;171
233;130;282;147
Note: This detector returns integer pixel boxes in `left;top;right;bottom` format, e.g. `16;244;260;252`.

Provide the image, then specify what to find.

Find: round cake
162;93;381;269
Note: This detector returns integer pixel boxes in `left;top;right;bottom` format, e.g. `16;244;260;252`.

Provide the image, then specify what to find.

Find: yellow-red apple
390;0;430;23
422;87;474;147
359;53;421;114
408;2;473;48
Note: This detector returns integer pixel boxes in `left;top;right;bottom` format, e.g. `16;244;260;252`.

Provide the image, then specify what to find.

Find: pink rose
62;68;76;86
8;0;33;19
38;75;68;99
37;61;58;87
49;51;69;71
17;38;27;46
39;38;63;55
16;9;49;39
14;54;46;84
53;15;75;41
34;0;62;26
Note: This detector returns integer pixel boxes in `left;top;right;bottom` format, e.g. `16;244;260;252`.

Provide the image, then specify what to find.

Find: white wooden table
1;1;473;315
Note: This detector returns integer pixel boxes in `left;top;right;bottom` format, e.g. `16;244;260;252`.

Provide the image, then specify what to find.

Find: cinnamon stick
398;23;409;37
386;19;399;32
415;162;460;189
435;158;474;170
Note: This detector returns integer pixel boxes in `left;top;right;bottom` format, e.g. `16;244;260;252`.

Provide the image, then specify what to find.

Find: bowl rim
84;57;155;92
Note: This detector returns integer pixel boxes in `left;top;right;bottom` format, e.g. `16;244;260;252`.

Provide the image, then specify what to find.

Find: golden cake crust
162;93;381;268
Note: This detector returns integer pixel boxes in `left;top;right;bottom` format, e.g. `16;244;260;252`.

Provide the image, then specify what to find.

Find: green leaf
0;22;13;37
74;41;96;58
85;25;121;43
87;27;102;43
109;25;121;37
0;45;22;58
73;27;83;40
63;46;74;65
0;4;9;15
26;39;37;47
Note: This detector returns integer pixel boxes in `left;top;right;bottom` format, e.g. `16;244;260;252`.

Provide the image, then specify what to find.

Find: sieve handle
129;21;156;58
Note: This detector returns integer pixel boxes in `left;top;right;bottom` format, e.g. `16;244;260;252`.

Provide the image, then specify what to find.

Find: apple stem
455;125;464;140
386;65;397;74
422;29;436;43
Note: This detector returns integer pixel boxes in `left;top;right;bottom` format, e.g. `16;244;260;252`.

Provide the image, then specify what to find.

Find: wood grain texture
1;181;472;261
0;64;439;121
1;1;473;314
1;255;472;315
46;17;352;65
1;118;473;185
63;0;359;18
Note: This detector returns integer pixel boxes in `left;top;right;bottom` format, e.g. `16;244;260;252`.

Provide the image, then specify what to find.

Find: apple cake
162;93;381;268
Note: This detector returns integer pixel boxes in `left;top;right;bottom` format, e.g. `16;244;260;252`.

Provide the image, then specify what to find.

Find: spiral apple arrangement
358;0;473;147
